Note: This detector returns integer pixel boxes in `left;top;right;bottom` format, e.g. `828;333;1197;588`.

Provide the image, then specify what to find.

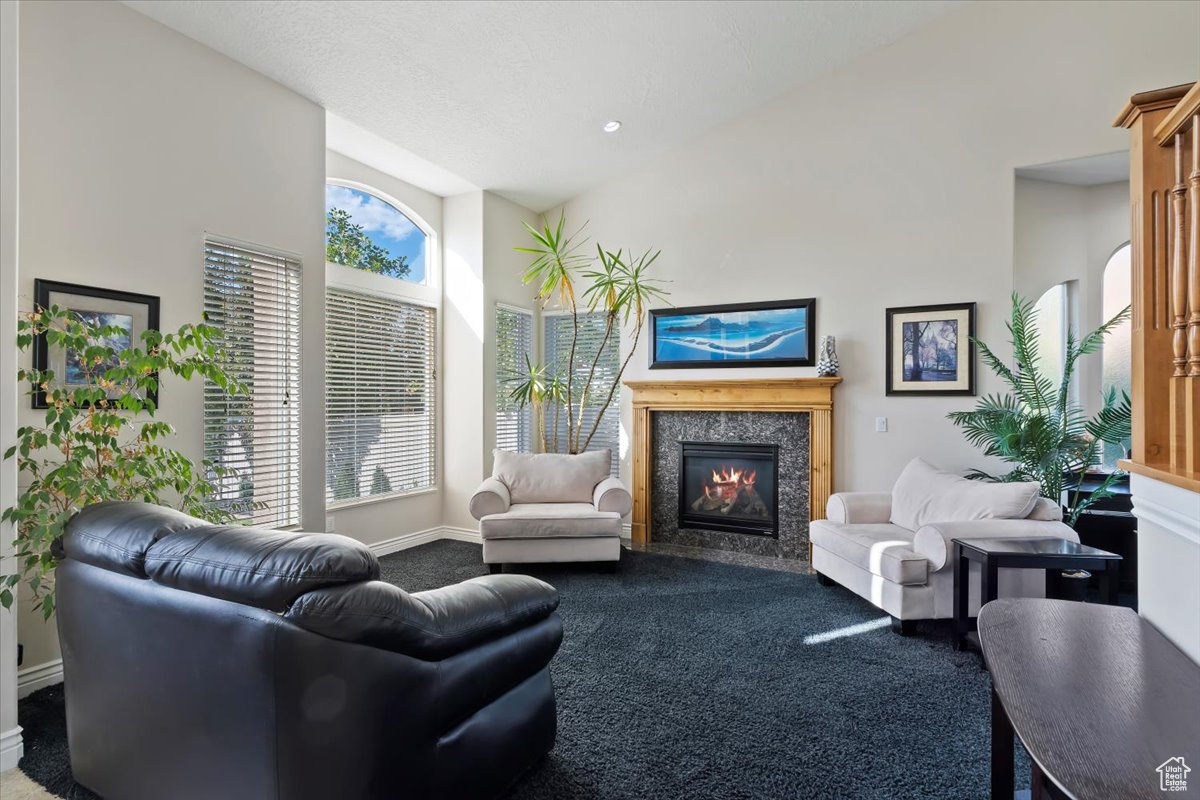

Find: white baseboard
0;725;23;771
367;525;482;557
439;526;483;544
17;657;63;699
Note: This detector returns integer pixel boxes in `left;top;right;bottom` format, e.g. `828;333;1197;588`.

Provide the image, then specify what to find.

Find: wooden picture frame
649;298;816;369
885;302;976;396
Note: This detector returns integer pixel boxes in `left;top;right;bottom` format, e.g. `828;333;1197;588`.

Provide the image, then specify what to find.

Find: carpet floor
18;541;1029;799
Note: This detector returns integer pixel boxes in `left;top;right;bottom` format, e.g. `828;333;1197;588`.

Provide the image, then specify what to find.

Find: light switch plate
875;417;888;433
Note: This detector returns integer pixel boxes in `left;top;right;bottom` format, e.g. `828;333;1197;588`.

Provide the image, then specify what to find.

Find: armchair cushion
890;458;1040;531
593;477;632;516
912;518;1078;572
479;503;621;540
809;520;928;585
826;492;892;524
492;449;611;504
469;477;511;520
285;574;560;661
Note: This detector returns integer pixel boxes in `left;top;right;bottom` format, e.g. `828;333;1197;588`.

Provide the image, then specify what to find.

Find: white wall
557;0;1198;493
1;0;24;772
1132;476;1200;664
323;149;446;544
15;0;325;682
1013;177;1129;415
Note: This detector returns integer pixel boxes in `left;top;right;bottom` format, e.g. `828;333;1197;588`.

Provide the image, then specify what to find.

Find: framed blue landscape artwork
885;302;975;395
649;298;816;369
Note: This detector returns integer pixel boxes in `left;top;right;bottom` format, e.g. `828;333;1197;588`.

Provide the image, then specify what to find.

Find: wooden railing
1115;82;1200;491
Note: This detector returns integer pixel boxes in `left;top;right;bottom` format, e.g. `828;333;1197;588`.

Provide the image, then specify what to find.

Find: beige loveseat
470;449;631;571
809;458;1077;633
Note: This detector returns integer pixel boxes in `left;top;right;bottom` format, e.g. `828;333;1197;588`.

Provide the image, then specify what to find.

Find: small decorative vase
816;335;839;377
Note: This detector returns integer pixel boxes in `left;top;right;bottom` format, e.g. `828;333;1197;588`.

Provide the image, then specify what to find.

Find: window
203;238;302;528
544;311;619;475
496;305;535;452
1034;282;1068;391
326;288;437;504
325;183;429;284
1101;242;1132;467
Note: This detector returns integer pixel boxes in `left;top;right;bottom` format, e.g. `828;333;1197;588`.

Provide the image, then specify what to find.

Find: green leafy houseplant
1;306;247;617
509;214;669;454
948;293;1132;526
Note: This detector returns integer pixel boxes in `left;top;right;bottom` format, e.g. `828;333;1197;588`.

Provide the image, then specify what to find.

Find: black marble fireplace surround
651;410;811;559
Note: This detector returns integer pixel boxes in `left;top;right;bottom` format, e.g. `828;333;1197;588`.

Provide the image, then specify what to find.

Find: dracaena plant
947;293;1132;526
1;306;248;618
511;214;669;454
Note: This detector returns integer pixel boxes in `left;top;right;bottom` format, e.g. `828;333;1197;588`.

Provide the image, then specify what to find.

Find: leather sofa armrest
469;477;511;520
826;492;892;524
593;476;632;516
912;519;1078;572
285;574;560;661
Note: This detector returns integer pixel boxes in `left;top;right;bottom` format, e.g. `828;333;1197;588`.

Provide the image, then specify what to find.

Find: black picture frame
32;280;162;409
885;301;976;396
648;297;817;369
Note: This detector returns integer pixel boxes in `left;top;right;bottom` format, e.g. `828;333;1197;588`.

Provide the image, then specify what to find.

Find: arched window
1101;242;1132;466
1034;282;1068;391
325;183;428;284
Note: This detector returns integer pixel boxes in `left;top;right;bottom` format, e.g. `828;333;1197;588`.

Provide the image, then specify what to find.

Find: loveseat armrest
826;492;892;524
469;477;511;520
593;476;632;516
912;519;1078;572
285;574;560;661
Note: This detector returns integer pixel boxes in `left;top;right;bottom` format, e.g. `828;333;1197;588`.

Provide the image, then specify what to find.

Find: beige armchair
470;449;631;571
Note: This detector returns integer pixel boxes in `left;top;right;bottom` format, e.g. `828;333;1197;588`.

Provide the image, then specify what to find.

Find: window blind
544;311;620;475
496;305;535;453
203;238;302;528
326;288;437;505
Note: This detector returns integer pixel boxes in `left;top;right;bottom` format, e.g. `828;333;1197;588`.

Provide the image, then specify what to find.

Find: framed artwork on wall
649;298;816;369
885;302;976;396
32;280;161;409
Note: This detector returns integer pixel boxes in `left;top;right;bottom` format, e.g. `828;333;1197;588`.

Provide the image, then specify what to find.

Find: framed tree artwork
886;302;976;396
31;280;161;409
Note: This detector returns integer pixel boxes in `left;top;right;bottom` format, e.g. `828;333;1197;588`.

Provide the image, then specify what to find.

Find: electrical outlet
875;417;888;433
326;515;335;533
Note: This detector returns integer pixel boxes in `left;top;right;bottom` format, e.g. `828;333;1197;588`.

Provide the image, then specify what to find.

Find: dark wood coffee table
953;536;1121;651
980;599;1200;799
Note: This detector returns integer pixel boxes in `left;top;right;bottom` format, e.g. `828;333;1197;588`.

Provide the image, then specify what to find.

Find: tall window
544;311;619;475
203;238;302;528
325;183;429;284
496;305;535;452
1101;242;1132;467
1034;282;1068;391
326;289;437;504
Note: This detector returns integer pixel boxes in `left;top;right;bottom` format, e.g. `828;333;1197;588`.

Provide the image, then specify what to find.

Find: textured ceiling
123;0;964;211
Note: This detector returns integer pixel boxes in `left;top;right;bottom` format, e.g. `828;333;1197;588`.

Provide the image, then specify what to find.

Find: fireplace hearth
678;441;779;537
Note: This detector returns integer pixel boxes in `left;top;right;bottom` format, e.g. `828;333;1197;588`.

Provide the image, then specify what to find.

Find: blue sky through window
325;184;427;283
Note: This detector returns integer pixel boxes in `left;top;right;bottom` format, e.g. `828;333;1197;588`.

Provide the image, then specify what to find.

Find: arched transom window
325;183;428;284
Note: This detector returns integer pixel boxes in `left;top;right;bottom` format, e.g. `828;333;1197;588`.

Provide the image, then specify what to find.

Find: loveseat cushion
492;449;611;504
809;520;929;586
285;574;560;661
889;458;1040;531
145;525;379;612
63;501;216;578
479;503;621;540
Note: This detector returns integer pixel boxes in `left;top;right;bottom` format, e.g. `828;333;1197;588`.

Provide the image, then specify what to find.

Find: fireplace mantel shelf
623;377;841;549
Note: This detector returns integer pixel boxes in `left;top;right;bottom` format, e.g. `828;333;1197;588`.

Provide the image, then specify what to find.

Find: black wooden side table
952;537;1122;651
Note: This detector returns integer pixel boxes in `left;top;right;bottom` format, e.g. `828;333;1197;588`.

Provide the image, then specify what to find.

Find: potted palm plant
948;293;1132;600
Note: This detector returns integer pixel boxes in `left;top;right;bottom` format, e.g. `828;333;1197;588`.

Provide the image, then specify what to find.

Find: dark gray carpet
19;541;1029;798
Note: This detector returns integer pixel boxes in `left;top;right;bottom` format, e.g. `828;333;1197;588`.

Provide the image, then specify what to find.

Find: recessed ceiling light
603;120;622;133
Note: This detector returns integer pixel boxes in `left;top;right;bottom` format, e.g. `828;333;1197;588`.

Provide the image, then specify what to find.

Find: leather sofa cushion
63;501;216;578
479;503;621;540
809;520;929;586
492;449;610;504
285;574;559;660
889;457;1040;531
145;526;379;612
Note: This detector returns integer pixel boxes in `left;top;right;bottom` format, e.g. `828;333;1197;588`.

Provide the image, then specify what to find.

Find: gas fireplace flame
710;466;756;488
691;460;770;520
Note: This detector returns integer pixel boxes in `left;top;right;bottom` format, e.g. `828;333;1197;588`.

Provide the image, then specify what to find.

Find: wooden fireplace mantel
624;378;842;548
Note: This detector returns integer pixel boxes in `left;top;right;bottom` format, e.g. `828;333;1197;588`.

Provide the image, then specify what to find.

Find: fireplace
678;440;780;537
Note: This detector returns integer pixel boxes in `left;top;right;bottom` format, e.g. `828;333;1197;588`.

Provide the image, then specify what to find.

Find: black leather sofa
56;501;564;800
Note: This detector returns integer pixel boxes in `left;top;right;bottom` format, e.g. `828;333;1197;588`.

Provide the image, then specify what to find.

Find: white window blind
544;311;620;475
203;238;302;528
327;288;437;504
496;305;535;453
